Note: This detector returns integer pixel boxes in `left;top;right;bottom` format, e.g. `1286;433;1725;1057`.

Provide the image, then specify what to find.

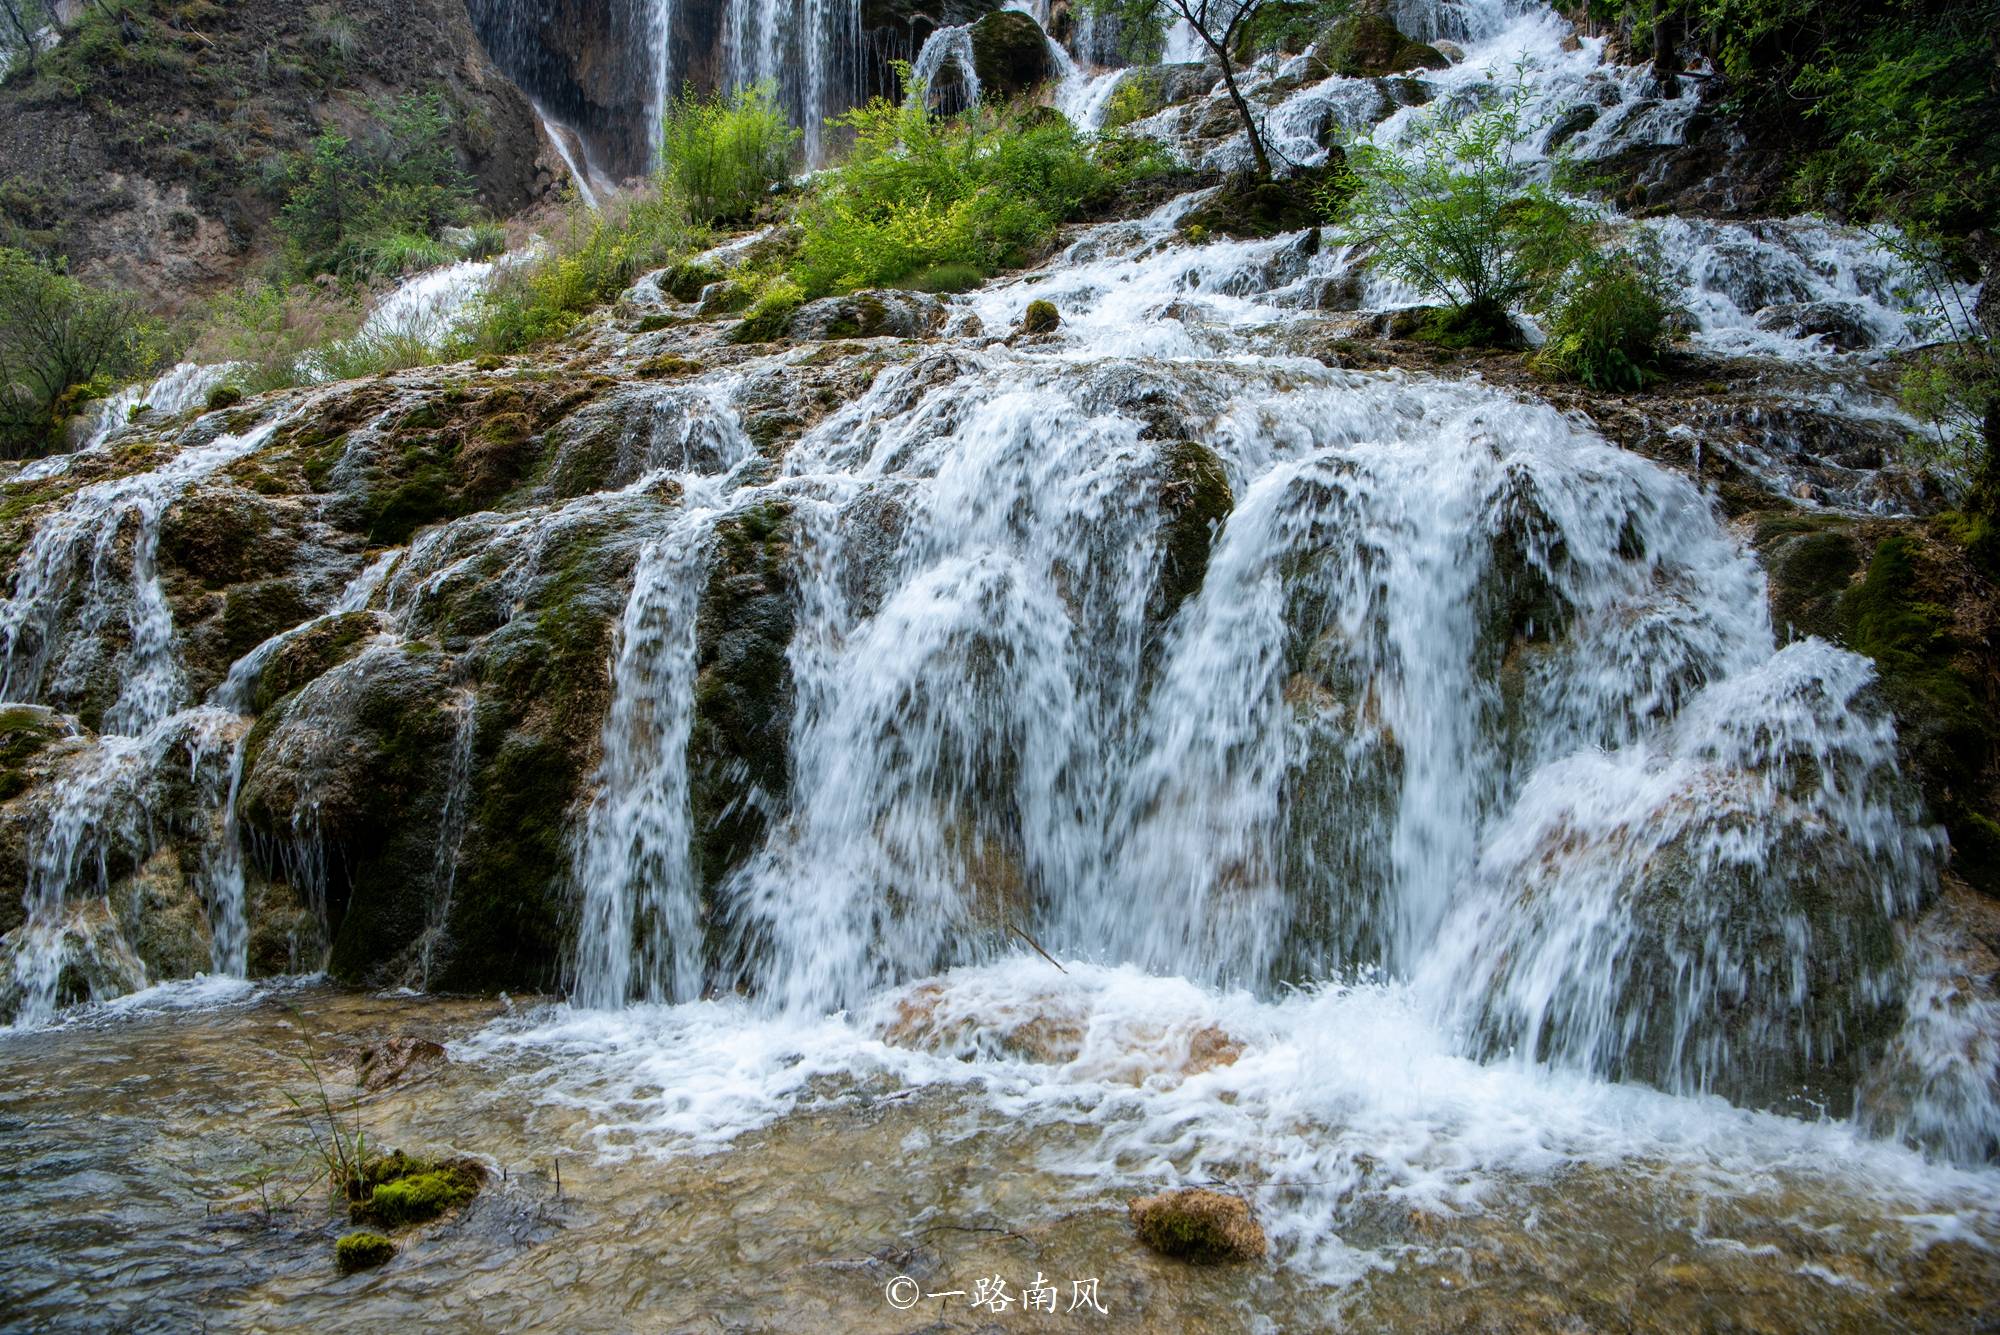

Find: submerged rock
338;1037;450;1093
1129;1188;1267;1263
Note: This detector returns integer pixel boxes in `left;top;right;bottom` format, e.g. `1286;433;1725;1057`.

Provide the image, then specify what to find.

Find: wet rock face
1307;14;1448;79
860;0;1005;101
689;504;798;906
239;646;459;986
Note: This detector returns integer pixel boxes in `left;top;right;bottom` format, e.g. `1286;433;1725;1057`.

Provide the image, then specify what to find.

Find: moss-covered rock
334;1231;395;1274
1153;440;1233;622
0;704;67;804
238;646;458;986
788;291;947;341
1179;162;1338;241
689;503;798;916
218;579;315;665
157;489;279;588
1129;1188;1267;1263
350;1158;485;1227
250;611;378;713
1020;299;1061;335
1309;14;1448;78
970;10;1055;101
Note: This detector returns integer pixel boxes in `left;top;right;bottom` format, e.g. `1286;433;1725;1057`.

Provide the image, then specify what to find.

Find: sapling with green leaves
1327;81;1591;345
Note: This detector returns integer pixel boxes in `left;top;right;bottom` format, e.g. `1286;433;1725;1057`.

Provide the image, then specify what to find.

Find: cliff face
0;0;564;312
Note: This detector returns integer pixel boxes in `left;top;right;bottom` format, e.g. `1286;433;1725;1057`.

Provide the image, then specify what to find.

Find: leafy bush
1329;83;1589;339
1099;69;1162;133
460;191;701;355
278;93;476;281
1533;246;1684;388
0;247;164;457
190;280;366;394
661;81;799;225
789;97;1173;298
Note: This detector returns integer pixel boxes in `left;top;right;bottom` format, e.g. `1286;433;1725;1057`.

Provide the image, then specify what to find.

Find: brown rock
1129;1188;1267;1263
340;1036;450;1092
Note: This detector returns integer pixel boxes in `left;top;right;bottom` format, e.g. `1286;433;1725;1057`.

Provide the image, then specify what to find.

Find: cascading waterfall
570;380;760;1006
906;24;980;110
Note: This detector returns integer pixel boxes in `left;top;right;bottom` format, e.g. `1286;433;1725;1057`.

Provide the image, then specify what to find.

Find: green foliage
191;280;365;394
460;191;702;355
1329;83;1591;322
0;247;165;458
660;80;799;225
278;93;475;281
1791;10;2000;239
1100;69;1163;134
789;96;1174;298
1534;245;1684;388
727;275;804;344
1898;335;1999;489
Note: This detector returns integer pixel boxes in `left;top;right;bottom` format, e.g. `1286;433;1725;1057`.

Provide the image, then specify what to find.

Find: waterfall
907;25;979;110
418;689;481;988
571;380;760;1006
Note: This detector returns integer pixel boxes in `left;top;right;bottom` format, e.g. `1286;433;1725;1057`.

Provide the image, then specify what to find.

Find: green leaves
1329;82;1590;317
0;246;162;458
661;80;801;226
276;93;475;282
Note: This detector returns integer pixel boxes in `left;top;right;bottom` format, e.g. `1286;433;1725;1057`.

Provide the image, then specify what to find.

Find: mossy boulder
689;503;798;912
238;645;458;987
1179;162;1339;241
250;611;377;713
1153;440;1233;622
1129;1188;1267;1263
788;291;948;341
351;1159;485;1227
970;11;1055;101
218;579;315;665
1309;14;1448;78
157;489;280;588
1020;299;1061;334
345;1151;485;1227
334;1231;395;1274
0;704;68;804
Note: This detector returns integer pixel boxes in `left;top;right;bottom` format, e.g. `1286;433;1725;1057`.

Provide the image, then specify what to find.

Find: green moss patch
334;1231;395;1273
348;1155;485;1227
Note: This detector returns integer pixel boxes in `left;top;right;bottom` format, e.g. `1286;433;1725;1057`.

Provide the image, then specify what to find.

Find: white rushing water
2;0;1994;1305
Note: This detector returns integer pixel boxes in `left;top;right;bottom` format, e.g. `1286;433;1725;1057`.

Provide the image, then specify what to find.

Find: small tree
660;81;800;225
0;247;162;458
1089;0;1339;178
0;0;47;78
1329;83;1589;339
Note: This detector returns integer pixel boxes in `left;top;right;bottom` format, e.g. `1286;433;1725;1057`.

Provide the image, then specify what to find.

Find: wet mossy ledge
1756;511;2000;894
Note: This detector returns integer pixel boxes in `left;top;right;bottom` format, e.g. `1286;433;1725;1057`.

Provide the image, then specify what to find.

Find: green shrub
728;275;804;343
1099;69;1163;133
190;280;367;394
1329;82;1590;337
661;80;800;225
789;97;1172;298
0;247;165;458
1533;247;1684;388
460;190;702;354
278;93;475;281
